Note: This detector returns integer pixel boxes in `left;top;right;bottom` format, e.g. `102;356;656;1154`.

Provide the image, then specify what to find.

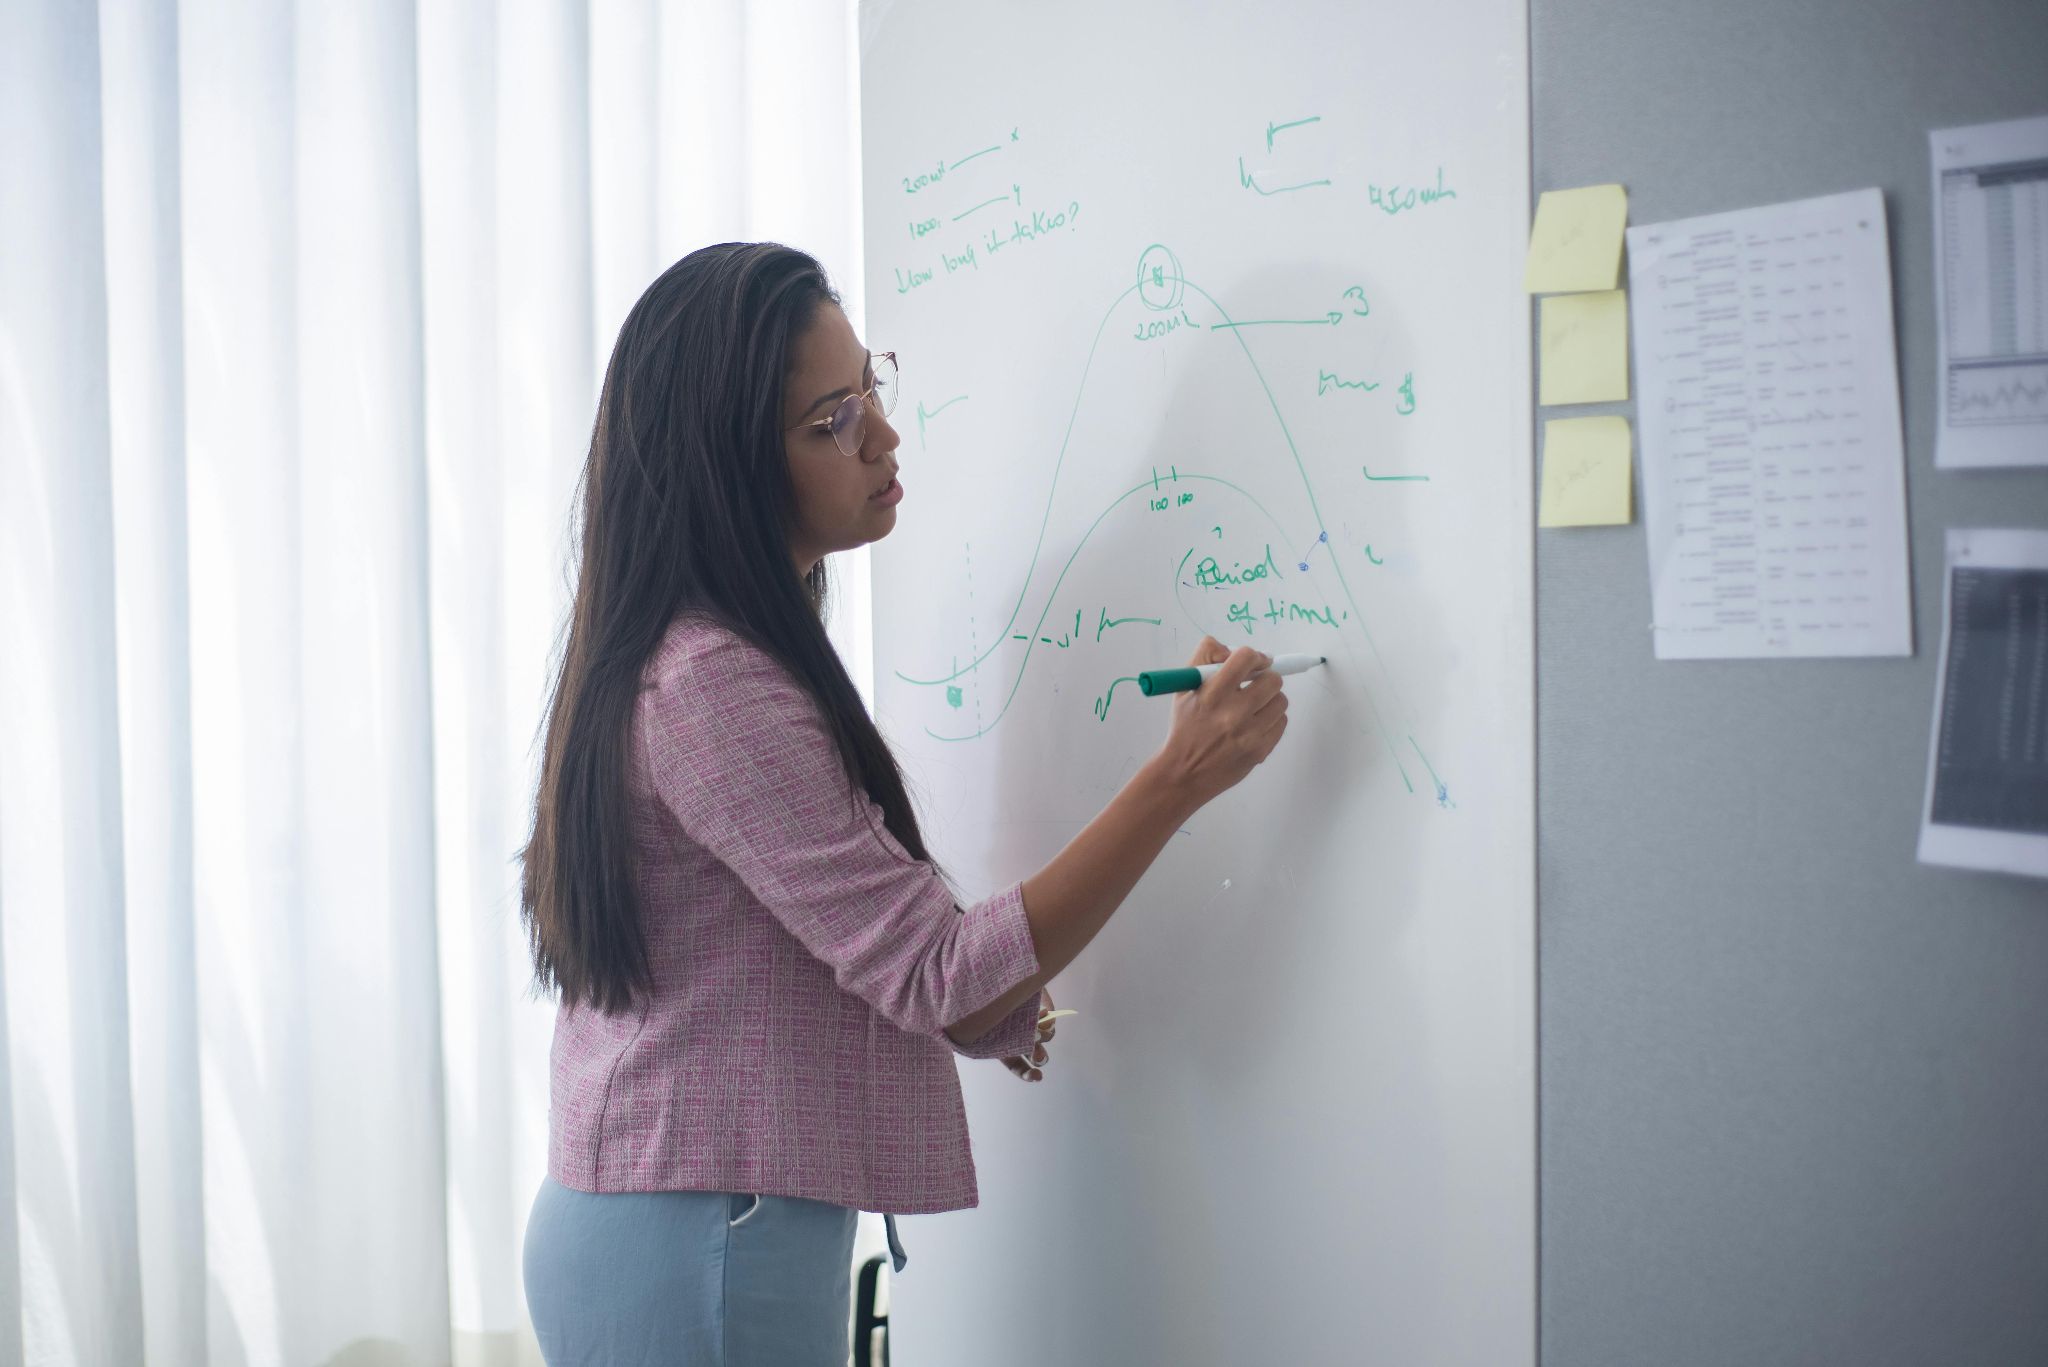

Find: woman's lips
870;476;903;507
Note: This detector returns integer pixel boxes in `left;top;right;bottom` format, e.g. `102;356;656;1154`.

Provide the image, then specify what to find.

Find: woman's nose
864;406;900;459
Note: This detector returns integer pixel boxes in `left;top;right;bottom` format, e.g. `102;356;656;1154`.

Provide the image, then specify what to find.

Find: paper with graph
1932;115;2048;469
859;1;1533;1362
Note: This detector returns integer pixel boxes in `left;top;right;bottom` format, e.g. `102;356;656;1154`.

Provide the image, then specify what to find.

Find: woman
519;241;1289;1364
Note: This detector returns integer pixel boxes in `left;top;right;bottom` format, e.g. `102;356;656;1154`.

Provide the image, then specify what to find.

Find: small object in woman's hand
1005;1043;1050;1082
1010;1008;1074;1083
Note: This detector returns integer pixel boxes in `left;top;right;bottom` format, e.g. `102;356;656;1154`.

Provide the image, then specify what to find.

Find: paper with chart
1932;115;2048;469
1918;529;2048;879
1628;189;1912;660
860;1;1532;1364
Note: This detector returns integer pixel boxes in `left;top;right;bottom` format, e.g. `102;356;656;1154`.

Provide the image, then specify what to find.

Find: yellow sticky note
1539;290;1630;405
1524;184;1628;293
1539;416;1633;527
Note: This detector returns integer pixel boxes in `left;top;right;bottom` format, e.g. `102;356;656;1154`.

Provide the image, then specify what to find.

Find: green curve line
1237;157;1333;196
924;471;1294;742
948;144;1002;171
897;264;1437;796
1177;277;1422;792
1409;736;1446;801
951;195;1010;222
894;280;1145;687
1092;675;1142;722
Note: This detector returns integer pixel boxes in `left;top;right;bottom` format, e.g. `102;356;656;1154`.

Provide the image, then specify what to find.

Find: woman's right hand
1153;637;1289;810
991;638;1292;1020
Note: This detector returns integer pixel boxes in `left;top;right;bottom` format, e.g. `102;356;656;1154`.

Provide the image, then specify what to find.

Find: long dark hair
520;242;931;1014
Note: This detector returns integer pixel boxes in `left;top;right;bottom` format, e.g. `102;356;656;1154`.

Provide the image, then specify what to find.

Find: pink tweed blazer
546;615;1044;1214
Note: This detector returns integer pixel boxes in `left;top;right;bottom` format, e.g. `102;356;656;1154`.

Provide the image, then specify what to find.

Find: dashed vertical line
965;541;983;733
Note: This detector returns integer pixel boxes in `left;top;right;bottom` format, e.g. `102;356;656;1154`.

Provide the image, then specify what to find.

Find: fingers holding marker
1252;673;1289;714
1142;649;1314;702
1213;646;1273;689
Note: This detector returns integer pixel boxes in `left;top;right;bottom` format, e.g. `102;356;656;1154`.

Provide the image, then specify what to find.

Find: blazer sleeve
945;988;1045;1061
642;626;1042;1052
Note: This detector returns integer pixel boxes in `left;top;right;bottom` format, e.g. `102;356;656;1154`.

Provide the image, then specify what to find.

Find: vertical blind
0;2;869;1362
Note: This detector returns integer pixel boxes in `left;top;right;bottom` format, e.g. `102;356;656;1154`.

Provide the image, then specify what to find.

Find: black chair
853;1254;891;1366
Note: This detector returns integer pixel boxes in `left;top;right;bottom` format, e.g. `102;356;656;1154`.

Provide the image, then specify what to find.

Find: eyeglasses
785;351;898;457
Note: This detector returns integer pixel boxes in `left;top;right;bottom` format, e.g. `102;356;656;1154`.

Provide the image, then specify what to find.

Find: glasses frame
784;351;898;457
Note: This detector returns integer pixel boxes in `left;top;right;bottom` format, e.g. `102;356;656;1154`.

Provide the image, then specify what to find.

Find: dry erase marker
1136;653;1327;696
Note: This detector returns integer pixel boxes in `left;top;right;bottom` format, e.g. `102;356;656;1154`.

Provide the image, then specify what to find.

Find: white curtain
0;2;871;1363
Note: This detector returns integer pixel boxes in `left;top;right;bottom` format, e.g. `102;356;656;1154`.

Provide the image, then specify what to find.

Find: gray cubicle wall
1533;2;2048;1363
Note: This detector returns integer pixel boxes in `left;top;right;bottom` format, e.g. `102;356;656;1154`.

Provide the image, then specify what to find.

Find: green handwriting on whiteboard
1097;607;1162;640
1316;362;1419;415
1223;596;1347;635
1092;675;1142;722
1238;156;1331;197
1367;168;1458;215
891;245;1441;797
916;394;969;448
1212;313;1341;331
900;132;1018;196
1317;370;1380;395
952;194;1009;223
1135;309;1201;342
1004;605;1164;652
1193;545;1283;589
983;200;1081;256
1266;115;1322;150
1213;287;1365;333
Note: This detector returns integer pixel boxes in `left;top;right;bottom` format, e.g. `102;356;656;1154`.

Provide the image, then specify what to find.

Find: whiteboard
858;3;1533;1362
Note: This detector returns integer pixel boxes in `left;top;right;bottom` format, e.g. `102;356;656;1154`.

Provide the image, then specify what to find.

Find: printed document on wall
1628;188;1912;660
1932;115;2048;468
1918;529;2048;879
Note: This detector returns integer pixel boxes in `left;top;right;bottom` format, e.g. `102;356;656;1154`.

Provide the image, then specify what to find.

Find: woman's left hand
1002;988;1058;1083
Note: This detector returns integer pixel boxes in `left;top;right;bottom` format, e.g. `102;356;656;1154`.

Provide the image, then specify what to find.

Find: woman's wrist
1134;748;1206;828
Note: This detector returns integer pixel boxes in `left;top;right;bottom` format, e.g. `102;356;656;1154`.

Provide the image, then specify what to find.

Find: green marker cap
1136;667;1202;696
